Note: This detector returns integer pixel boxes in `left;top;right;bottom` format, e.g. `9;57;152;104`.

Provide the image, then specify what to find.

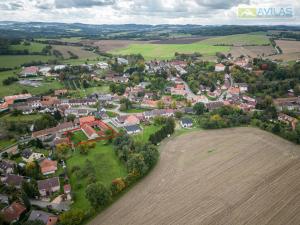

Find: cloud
194;0;250;10
0;1;23;11
0;0;298;25
54;0;116;8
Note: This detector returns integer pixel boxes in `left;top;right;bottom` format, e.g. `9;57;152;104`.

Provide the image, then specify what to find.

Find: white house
180;118;193;128
215;63;225;72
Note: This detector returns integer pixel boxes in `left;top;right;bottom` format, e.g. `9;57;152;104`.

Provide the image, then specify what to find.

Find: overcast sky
0;0;299;25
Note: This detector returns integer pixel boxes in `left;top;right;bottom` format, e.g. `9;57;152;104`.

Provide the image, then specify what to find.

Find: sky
0;0;299;25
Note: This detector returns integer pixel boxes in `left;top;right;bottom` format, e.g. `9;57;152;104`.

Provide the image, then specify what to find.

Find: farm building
20;66;39;77
81;123;99;139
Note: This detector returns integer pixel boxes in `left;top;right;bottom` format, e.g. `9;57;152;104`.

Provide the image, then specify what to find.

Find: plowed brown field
89;127;300;225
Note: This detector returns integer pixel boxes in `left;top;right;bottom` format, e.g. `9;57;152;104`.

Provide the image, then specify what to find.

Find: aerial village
0;53;299;224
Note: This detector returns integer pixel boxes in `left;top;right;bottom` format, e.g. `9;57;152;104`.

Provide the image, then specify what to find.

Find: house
21;149;45;163
37;177;60;197
64;184;72;200
39;159;58;176
39;66;52;75
205;101;224;111
117;57;129;65
28;210;58;225
20;66;39;77
180;118;193;128
124;124;142;135
97;62;109;69
54;65;66;71
1;202;26;224
143;109;174;119
81;124;99;139
215;63;225;72
0;160;15;174
278;113;298;130
0;102;9;112
4;94;32;105
54;89;68;96
32;121;79;140
2;174;24;189
94;111;109;120
184;107;195;114
64;108;96;118
235;83;248;93
274;97;300;111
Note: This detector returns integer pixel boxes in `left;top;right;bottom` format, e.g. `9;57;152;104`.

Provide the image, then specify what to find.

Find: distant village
0;54;299;224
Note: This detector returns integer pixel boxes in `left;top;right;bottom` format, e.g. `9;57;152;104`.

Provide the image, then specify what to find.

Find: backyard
66;141;127;210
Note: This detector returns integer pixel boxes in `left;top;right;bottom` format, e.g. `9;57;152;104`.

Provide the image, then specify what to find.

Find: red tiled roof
2;202;26;223
79;116;95;125
82;124;97;138
40;159;57;174
22;66;39;74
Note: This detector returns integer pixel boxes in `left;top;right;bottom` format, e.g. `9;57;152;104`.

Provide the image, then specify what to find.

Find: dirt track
89;127;300;225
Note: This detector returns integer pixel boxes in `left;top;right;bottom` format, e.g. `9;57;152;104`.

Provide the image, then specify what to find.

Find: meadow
9;42;46;53
0;70;63;98
0;55;55;68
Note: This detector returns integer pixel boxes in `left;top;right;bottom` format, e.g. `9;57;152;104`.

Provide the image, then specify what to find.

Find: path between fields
88;127;300;225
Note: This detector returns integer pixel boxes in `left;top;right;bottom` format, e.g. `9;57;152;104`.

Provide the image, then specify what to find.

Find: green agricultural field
9;42;46;53
0;70;64;98
67;141;127;210
200;33;270;46
110;43;230;60
0;55;55;68
0;139;17;151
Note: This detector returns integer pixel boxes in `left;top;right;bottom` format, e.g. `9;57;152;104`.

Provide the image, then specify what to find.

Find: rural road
89;127;300;225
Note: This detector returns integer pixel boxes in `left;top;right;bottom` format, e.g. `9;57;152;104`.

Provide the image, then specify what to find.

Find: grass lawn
63;57;99;66
0;114;42;123
106;111;118;118
134;124;162;143
0;55;55;68
0;70;64;98
121;108;149;113
110;43;230;60
200;33;270;46
71;130;88;145
9;42;46;53
67;141;127;210
0;139;17;151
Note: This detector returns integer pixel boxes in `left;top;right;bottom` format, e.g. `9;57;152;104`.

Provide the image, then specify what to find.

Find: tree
56;143;69;159
157;101;165;109
66;114;76;122
127;153;148;177
22;180;39;198
34;114;57;131
53;110;62;121
193;102;206;115
105;129;114;143
21;191;31;210
60;209;85;225
111;178;126;195
78;143;89;155
85;182;111;208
